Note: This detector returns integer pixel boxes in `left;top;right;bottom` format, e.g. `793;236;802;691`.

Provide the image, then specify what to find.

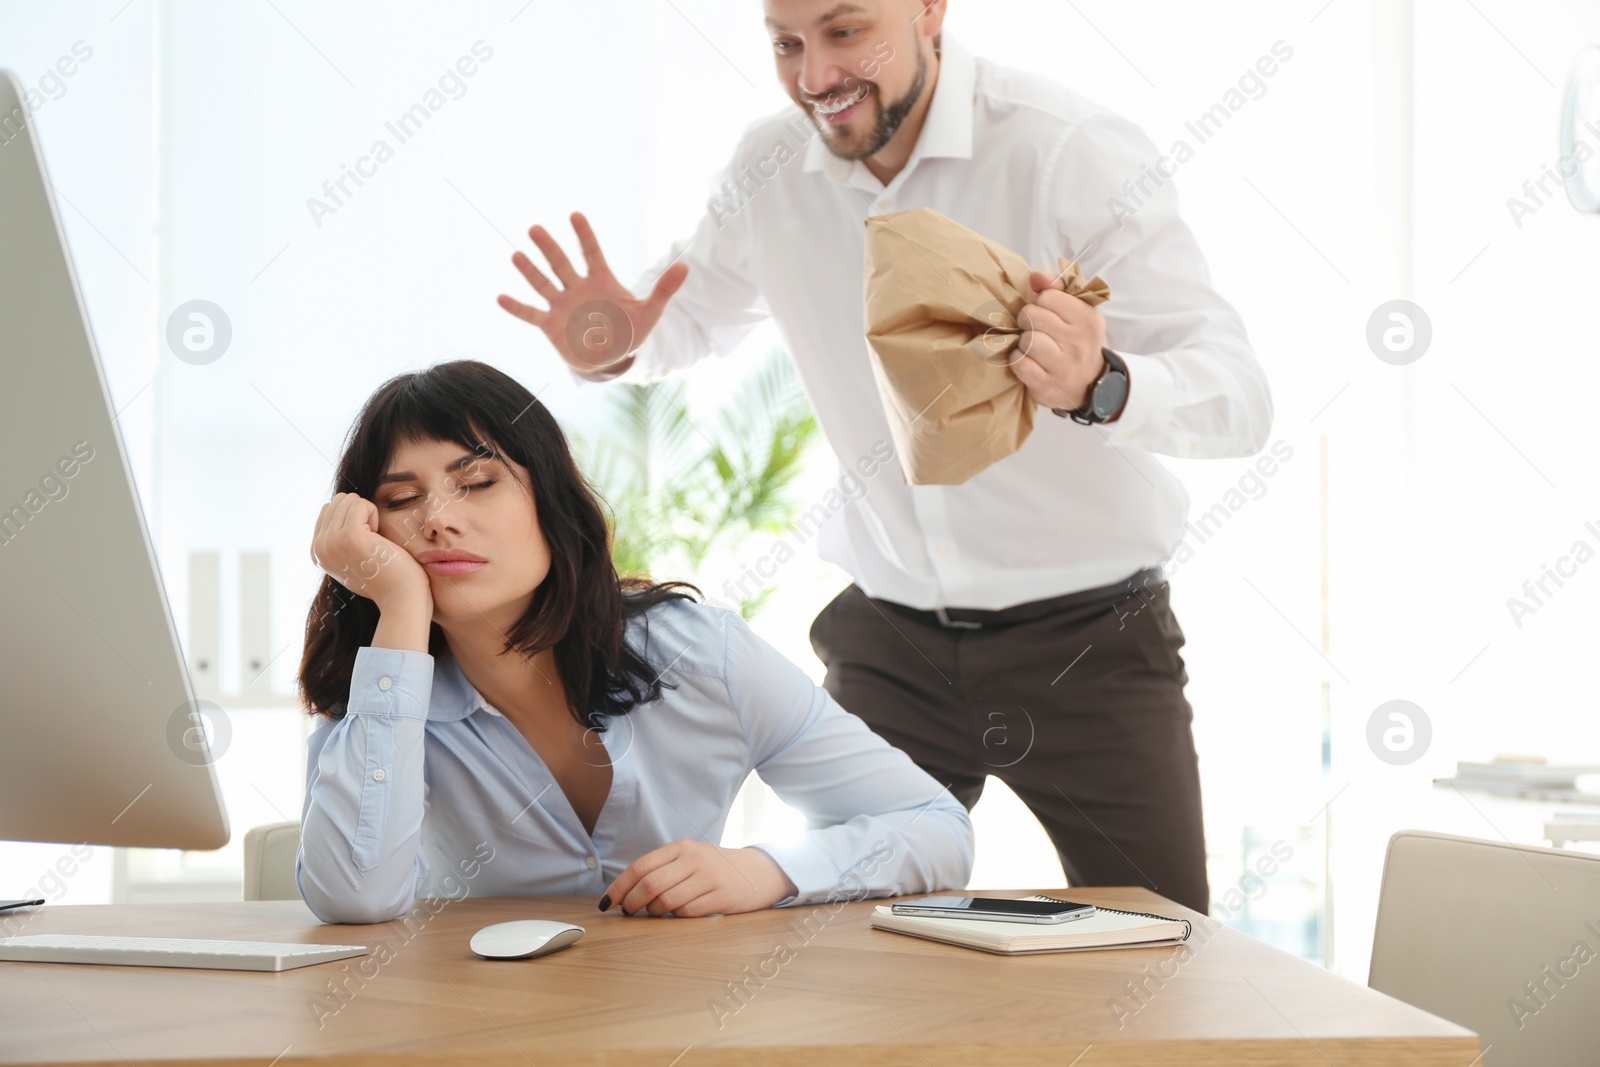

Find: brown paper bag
863;207;1110;485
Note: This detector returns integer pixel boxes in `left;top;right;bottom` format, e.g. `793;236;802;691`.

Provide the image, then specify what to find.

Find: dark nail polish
620;906;629;916
598;894;611;912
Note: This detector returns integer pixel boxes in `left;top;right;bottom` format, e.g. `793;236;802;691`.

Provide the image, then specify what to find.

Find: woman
295;360;973;924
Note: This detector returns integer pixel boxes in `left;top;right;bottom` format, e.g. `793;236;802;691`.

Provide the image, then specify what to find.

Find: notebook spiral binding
1029;895;1194;941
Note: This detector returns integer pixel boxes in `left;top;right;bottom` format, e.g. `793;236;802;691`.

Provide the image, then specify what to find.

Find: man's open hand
498;212;689;377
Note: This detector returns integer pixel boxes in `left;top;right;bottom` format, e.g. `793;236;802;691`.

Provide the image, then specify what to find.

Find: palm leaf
574;348;820;616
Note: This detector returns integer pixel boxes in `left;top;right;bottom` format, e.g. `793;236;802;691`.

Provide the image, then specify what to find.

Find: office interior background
1;0;1595;985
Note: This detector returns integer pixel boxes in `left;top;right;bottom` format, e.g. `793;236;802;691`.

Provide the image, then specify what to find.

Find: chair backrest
1370;829;1600;1067
241;821;301;902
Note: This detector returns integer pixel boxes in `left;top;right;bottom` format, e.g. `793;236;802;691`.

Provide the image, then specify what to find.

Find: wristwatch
1052;347;1128;425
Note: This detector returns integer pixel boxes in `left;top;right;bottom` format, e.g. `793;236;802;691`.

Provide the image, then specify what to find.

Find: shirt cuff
565;364;623;387
747;839;839;908
1100;351;1175;447
348;646;434;720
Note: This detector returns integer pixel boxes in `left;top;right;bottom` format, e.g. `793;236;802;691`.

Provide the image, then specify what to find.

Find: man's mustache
800;78;874;105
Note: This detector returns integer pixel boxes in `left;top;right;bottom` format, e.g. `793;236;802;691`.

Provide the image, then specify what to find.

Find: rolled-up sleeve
296;646;434;924
719;610;974;907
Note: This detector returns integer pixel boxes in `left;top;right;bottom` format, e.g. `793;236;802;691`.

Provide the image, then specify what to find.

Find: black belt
873;567;1167;630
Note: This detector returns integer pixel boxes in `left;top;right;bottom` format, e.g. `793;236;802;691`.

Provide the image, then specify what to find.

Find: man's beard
815;47;928;162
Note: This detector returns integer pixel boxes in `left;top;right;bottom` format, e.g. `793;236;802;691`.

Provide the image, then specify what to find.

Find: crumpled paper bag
863;207;1110;485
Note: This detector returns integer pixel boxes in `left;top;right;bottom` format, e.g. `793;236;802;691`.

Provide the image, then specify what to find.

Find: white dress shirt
296;597;974;924
611;37;1271;611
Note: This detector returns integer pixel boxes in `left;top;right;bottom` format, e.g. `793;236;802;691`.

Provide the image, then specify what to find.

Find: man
498;0;1271;914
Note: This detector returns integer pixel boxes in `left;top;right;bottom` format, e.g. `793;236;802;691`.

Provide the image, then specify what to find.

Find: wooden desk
2;888;1477;1066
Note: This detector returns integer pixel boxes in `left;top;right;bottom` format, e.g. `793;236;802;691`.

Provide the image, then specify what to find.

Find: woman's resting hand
601;839;798;918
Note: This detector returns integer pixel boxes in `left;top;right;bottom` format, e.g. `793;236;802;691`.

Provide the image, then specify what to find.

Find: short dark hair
297;359;697;727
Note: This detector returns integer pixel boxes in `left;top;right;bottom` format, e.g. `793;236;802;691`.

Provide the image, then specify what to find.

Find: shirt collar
468;681;506;718
803;35;976;180
426;654;500;722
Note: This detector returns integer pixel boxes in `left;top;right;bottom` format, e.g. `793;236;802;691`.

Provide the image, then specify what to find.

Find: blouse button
586;856;598;869
372;769;386;782
378;676;393;691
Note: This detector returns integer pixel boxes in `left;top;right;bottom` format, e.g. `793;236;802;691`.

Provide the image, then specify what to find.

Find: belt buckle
934;606;983;630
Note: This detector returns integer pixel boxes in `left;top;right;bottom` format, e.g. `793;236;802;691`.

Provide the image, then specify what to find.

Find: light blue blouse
296;597;974;924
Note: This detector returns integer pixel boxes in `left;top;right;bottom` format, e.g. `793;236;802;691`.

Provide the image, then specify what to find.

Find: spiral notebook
870;895;1192;955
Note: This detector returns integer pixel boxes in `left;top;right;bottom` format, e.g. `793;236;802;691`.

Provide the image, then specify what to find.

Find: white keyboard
0;934;370;972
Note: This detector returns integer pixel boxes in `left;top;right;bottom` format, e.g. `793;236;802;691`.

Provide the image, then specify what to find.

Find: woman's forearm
372;596;432;653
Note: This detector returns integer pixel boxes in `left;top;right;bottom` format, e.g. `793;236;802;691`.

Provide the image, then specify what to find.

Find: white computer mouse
469;919;586;960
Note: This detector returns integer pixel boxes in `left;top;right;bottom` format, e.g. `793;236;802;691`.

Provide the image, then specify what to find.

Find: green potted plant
578;349;818;619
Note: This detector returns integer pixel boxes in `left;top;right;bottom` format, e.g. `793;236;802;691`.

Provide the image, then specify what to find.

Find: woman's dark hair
298;359;697;727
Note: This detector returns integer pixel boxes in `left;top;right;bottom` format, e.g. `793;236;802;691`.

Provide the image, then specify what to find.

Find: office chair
241;821;301;902
1370;829;1600;1067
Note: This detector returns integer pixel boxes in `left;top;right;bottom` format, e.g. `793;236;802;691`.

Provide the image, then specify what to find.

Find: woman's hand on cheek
310;493;432;614
599;840;798;918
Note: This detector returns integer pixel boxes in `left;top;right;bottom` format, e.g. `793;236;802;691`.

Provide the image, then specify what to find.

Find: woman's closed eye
384;479;496;509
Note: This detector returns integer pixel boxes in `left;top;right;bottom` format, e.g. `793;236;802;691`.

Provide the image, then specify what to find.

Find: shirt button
372;769;386;782
875;199;889;210
934;542;953;557
585;856;598;870
378;676;393;691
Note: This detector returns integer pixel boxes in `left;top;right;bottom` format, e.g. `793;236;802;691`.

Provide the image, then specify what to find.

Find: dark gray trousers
808;579;1209;913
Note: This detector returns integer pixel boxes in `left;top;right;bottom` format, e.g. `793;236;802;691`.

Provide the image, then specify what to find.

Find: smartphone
890;895;1097;925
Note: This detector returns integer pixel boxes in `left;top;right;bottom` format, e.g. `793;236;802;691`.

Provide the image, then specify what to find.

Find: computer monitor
0;70;229;850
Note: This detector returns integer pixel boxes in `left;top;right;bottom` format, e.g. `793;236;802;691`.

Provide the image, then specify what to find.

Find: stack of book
869;895;1191;956
1434;758;1600;800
